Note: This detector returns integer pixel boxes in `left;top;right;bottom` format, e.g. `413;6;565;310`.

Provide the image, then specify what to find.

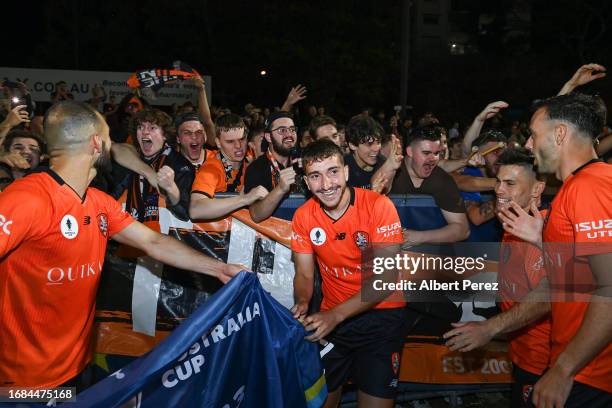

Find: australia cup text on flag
75;272;326;408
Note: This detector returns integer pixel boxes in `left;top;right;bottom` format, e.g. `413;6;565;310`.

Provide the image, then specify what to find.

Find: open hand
498;201;543;247
476;101;509;123
443;321;495;352
286;84;307;105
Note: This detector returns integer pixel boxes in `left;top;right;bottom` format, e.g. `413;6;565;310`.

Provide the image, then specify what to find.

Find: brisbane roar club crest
97;213;109;238
310;227;327;246
391;352;400;375
522;384;533;403
353;231;370;250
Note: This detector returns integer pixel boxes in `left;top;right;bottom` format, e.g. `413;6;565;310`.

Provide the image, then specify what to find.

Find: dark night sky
6;0;612;125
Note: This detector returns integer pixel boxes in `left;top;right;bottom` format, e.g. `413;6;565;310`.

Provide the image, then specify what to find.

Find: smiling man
344;116;403;193
390;125;470;245
0;130;44;190
447;93;612;408
291;139;405;408
444;148;550;407
344;115;385;189
520;93;612;407
244;111;302;222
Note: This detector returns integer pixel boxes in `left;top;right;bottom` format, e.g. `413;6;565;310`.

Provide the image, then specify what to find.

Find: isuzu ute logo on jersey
60;214;79;239
310;227;326;246
575;219;612;239
376;222;402;238
47;261;103;285
0;214;13;235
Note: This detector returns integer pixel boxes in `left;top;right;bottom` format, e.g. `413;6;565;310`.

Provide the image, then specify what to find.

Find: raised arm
280;84;307;112
461;101;509;158
0;105;30;144
110;143;158;189
371;134;403;194
557;63;606;96
193;75;216;147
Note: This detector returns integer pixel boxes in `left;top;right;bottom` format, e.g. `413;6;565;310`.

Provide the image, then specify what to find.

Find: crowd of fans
1;65;610;233
1;63;611;407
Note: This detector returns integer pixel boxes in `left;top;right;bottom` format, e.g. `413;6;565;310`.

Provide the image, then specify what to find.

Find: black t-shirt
111;148;195;221
344;154;383;190
0;163;15;190
390;162;465;213
244;154;308;195
244;154;276;193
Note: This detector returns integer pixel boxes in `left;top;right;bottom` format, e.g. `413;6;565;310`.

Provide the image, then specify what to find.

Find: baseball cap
175;112;203;129
264;111;294;132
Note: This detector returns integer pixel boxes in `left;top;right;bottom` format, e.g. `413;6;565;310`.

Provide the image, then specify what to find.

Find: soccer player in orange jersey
443;148;550;407
291;139;405;408
0;102;245;389
449;93;612;407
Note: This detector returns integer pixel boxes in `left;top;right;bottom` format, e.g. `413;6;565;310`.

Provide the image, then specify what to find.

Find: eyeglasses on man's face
271;126;297;136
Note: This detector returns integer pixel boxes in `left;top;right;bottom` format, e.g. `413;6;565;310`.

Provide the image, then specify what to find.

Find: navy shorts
321;307;406;399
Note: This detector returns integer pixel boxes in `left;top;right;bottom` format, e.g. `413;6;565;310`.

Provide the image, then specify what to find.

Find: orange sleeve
191;162;220;198
371;195;403;244
570;181;612;256
0;188;49;258
291;206;313;254
102;192;135;236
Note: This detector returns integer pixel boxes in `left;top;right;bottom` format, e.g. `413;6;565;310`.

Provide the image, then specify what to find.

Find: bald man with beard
0;101;245;390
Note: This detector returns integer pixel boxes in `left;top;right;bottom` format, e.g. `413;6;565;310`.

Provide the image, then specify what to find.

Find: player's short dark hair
345;115;384;146
497;147;545;181
2;129;45;153
215;113;246;138
532;92;606;139
302;138;344;171
309;115;337;139
43;101;103;150
405;124;442;146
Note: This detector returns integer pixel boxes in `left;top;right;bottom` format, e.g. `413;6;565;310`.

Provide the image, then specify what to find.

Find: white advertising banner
0;67;212;106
